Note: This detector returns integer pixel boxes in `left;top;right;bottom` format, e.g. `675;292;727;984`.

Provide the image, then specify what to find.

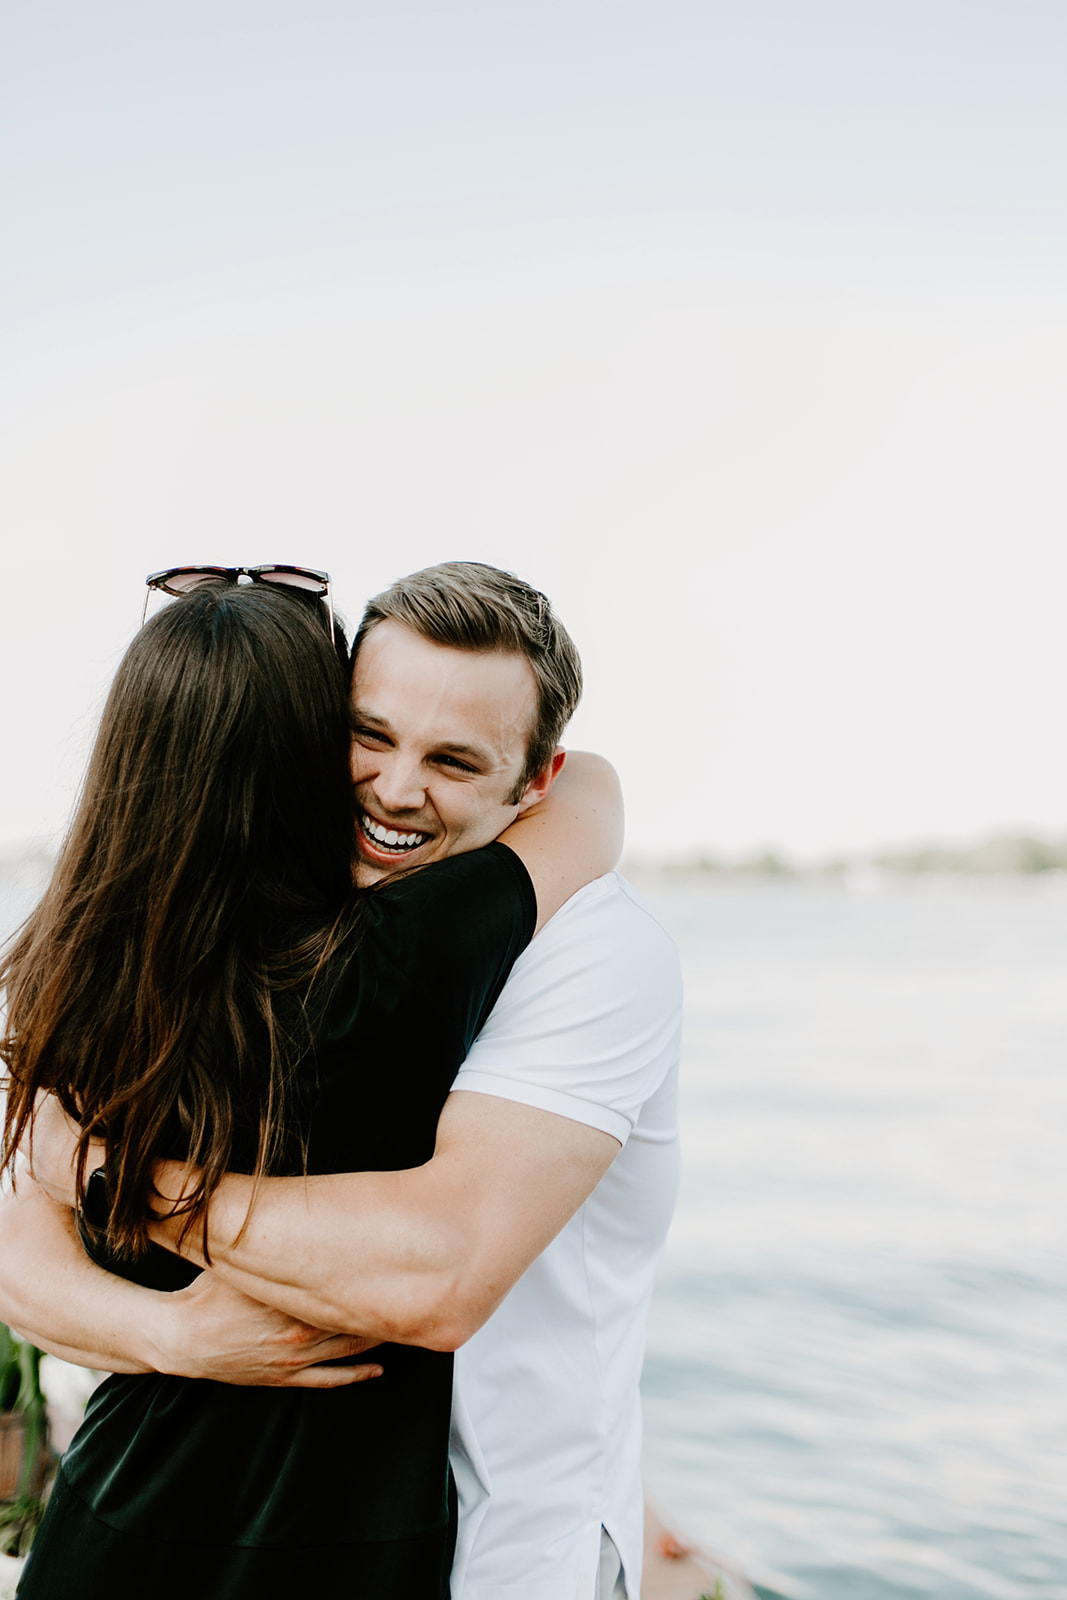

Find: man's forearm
149;1093;619;1352
150;1162;469;1350
0;1185;159;1374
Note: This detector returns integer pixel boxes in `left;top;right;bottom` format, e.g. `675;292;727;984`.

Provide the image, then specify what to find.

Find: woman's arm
0;1182;154;1373
0;1181;382;1386
499;750;623;933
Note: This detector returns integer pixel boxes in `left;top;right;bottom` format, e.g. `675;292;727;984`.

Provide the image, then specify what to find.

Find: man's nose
364;752;427;814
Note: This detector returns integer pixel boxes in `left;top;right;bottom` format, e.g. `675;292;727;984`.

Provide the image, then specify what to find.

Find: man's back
448;873;683;1599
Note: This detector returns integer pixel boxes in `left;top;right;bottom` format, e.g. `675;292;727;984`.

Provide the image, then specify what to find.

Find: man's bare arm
150;1091;620;1352
0;1182;383;1387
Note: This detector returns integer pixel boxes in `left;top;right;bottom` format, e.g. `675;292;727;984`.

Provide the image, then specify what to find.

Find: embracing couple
0;561;681;1600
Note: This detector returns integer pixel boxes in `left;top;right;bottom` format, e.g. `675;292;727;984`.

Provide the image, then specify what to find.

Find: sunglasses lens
161;570;230;595
258;570;328;594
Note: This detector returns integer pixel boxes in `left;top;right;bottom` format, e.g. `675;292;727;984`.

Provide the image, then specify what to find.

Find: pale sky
3;2;1065;860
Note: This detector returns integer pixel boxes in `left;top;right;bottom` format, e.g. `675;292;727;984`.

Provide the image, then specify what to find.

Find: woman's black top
22;844;535;1600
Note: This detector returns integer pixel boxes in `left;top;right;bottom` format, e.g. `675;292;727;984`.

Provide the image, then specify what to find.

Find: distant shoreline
624;830;1067;884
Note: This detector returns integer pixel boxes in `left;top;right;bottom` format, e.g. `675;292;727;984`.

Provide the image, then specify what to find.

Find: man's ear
514;748;566;815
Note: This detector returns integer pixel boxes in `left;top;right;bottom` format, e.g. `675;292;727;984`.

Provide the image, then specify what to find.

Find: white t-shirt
448;872;682;1600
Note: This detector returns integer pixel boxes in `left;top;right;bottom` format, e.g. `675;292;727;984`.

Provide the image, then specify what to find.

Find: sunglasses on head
142;565;335;642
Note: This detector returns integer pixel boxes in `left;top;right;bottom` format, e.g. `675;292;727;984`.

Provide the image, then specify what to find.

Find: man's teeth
362;814;429;850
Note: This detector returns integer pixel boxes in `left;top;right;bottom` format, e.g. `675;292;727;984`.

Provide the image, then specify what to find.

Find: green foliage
0;1492;47;1558
0;1326;44;1418
0;1324;50;1556
0;1326;18;1415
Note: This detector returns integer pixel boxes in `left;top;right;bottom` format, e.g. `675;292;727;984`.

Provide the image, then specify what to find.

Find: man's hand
149;1271;384;1388
21;1092;92;1209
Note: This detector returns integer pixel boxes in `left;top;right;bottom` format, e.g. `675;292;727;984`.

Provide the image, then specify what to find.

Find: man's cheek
349;746;370;784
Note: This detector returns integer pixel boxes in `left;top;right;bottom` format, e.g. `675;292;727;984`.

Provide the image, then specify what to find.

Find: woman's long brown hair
0;581;362;1258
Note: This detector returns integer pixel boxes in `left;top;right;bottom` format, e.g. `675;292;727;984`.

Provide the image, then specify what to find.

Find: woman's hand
20;1092;95;1209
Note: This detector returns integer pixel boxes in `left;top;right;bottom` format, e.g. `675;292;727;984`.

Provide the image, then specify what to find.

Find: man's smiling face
349;620;552;885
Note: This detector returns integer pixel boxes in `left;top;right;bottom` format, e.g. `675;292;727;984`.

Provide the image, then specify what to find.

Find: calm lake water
637;876;1067;1600
3;865;1064;1597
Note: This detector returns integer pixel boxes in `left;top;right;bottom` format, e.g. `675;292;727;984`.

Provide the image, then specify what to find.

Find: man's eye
438;755;477;774
353;727;390;746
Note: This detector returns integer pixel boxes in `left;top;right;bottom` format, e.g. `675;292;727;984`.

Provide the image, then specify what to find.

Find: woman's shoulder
370;841;533;913
364;843;536;971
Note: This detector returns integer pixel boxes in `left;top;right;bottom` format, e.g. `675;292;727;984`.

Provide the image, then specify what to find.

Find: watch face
83;1165;111;1231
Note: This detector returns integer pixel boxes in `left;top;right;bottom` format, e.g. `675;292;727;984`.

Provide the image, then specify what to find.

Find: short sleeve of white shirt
451;871;682;1145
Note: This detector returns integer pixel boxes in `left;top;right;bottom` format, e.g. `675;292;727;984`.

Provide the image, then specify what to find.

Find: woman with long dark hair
0;575;619;1599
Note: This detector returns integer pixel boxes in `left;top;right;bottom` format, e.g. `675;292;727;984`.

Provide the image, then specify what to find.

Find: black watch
83;1165;111;1231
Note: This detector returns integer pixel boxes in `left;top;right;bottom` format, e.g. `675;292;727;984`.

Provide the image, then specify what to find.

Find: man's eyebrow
350;705;390;729
441;739;493;760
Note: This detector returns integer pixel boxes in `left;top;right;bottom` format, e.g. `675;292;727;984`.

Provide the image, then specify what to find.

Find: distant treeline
627;832;1067;880
861;833;1067;877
